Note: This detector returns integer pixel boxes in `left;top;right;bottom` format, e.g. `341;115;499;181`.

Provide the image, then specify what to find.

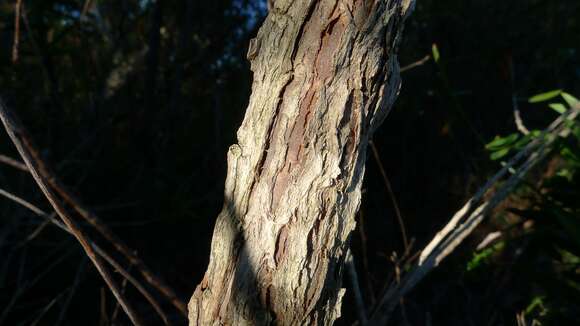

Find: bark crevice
189;1;414;325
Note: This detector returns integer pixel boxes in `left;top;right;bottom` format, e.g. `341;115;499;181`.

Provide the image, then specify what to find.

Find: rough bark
189;0;414;325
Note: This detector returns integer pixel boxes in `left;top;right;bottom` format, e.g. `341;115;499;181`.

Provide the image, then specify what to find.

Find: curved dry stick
0;98;144;326
0;186;171;325
0;154;27;171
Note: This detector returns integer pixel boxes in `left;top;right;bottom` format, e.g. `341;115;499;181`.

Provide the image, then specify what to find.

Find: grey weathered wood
189;1;414;325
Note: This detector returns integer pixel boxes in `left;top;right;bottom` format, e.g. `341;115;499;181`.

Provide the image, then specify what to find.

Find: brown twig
0;184;171;325
95;246;171;325
12;0;23;63
56;259;87;326
0;154;28;171
112;267;132;324
357;210;376;304
400;55;431;73
0;98;144;326
0;149;187;314
369;140;409;251
50;179;187;315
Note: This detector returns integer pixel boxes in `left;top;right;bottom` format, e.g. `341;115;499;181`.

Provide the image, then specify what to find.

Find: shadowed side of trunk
189;0;414;324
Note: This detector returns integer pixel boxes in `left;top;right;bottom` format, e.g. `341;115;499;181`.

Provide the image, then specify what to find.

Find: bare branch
0;130;187;315
0;97;144;326
0;154;28;171
370;140;409;251
400;55;431;73
346;249;368;325
0;185;170;325
368;104;580;325
12;0;22;63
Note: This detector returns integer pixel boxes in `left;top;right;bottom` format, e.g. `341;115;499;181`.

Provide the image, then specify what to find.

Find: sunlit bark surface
189;0;414;324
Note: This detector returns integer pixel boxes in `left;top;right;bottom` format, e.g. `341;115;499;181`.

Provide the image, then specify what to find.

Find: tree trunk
189;0;414;324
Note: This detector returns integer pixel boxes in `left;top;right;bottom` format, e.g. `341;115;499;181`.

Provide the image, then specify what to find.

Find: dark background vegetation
0;0;579;325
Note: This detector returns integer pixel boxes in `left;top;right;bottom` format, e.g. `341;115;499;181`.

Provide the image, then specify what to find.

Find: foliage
476;92;580;324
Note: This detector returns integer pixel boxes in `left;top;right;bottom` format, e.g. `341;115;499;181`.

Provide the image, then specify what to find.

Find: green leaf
485;133;519;150
466;247;494;271
561;147;580;164
432;43;440;63
558;248;580;265
466;242;504;271
525;296;546;316
561;92;579;107
529;89;562;103
513;131;540;149
490;147;510;160
549;103;567;114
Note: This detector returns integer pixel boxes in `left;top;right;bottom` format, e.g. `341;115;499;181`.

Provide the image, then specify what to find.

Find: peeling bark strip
189;0;414;325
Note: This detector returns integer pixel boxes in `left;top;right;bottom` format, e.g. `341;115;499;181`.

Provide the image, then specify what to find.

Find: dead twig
0;144;186;315
12;0;23;63
508;55;529;135
400;55;431;73
0;185;170;325
56;259;87;326
370;140;409;251
0;153;28;171
368;104;580;325
0;98;144;326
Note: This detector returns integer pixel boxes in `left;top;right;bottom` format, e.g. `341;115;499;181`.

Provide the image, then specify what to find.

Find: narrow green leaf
561;92;579;107
529;89;562;103
549;103;567;114
432;43;440;63
490;147;510;160
485;133;519;150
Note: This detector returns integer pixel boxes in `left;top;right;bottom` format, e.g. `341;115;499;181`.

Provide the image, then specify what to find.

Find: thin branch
95;245;171;325
368;104;580;325
0;98;144;326
29;290;68;326
400;55;431;73
0;187;46;216
509;55;529;135
0;183;170;325
18;218;52;247
346;249;368;325
48;173;187;315
513;103;529;135
369;140;409;251
0;144;187;314
357;210;376;304
0;154;28;172
112;266;132;324
12;0;23;63
55;259;87;326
